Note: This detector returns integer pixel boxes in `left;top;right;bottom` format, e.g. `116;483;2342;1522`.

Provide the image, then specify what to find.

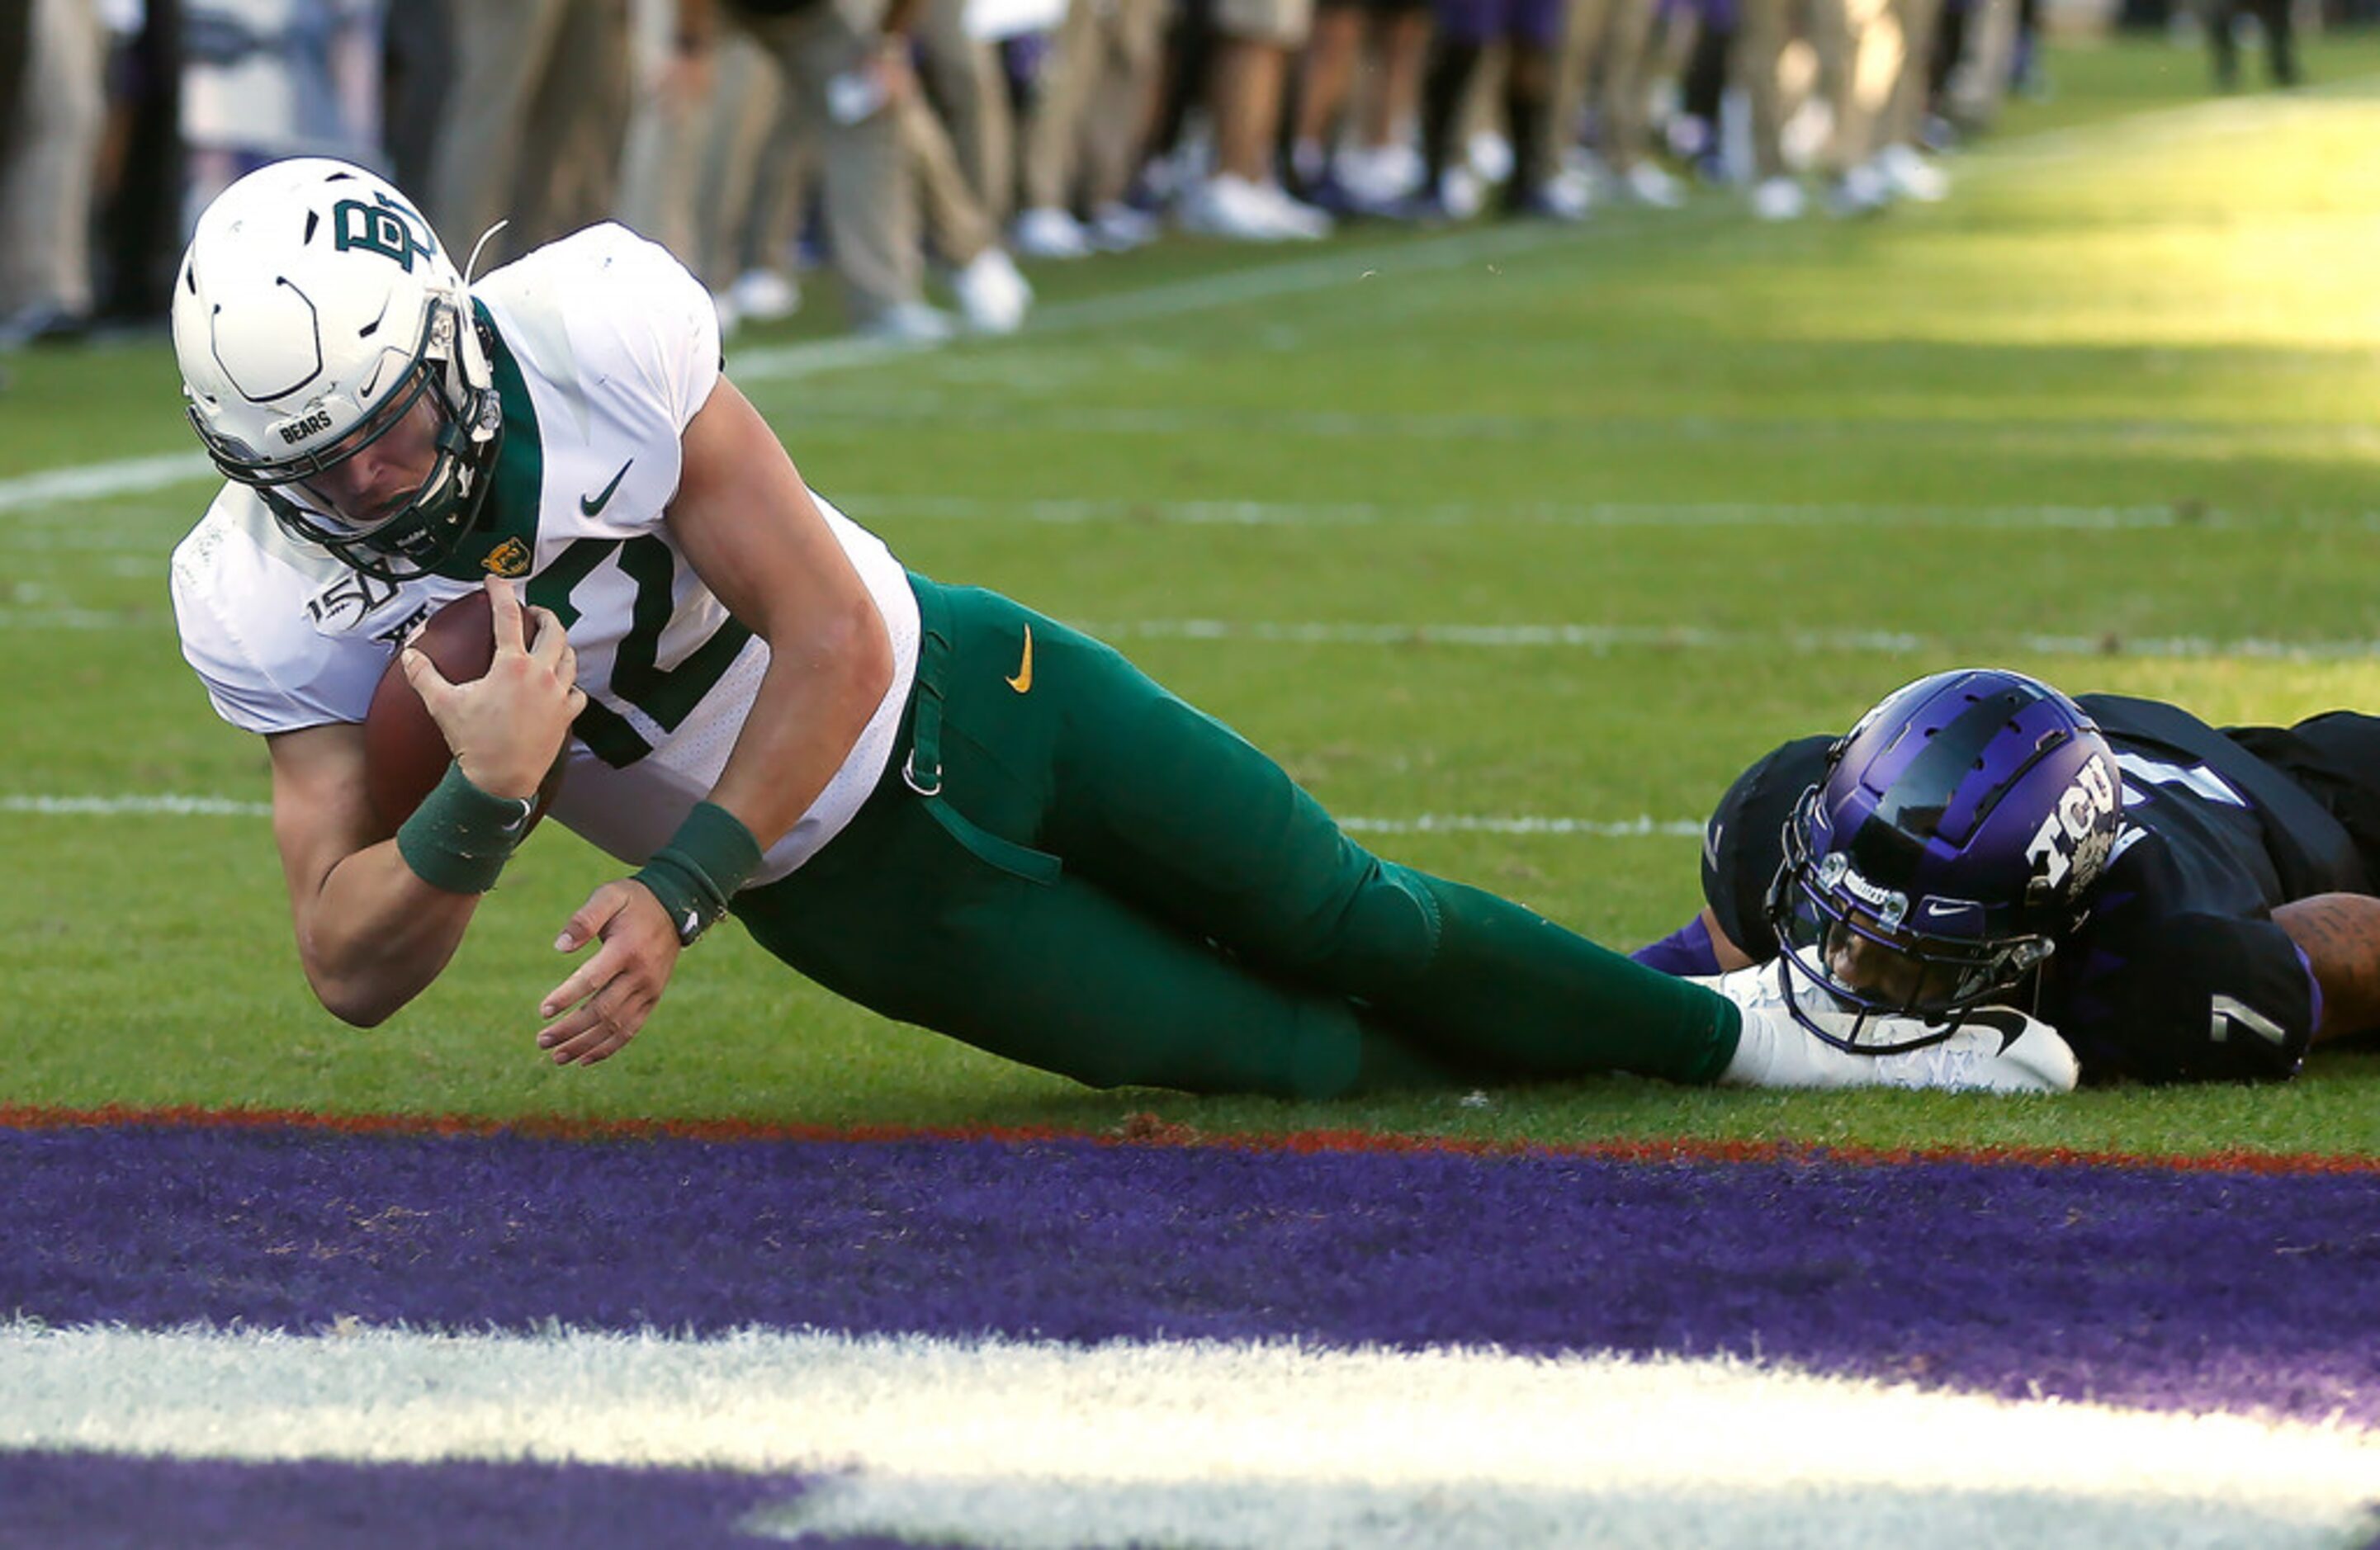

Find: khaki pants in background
915;0;1019;224
1730;0;1860;181
740;0;1005;321
1548;0;1660;176
617;31;796;290
1867;0;1944;151
1941;0;2019;131
1020;0;1168;212
0;0;103;320
430;0;633;263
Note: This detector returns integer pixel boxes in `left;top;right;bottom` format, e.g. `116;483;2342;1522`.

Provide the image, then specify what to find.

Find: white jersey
169;223;921;886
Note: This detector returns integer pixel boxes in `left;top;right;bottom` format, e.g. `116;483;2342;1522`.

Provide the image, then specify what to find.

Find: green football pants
731;574;1741;1098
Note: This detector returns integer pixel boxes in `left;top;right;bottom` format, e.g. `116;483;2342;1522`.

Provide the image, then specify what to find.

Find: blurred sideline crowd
0;0;2331;355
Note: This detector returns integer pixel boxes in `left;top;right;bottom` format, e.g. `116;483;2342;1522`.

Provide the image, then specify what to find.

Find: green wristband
632;801;764;945
395;762;536;895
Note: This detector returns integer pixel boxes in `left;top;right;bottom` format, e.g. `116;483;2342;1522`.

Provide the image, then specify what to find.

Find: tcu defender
168;158;2076;1099
1640;668;2380;1083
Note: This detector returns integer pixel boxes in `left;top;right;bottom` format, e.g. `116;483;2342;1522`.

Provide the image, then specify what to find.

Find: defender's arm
2274;893;2380;1044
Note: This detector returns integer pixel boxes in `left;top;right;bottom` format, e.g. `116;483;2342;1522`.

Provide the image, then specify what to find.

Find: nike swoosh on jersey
580;460;634;517
1006;625;1034;693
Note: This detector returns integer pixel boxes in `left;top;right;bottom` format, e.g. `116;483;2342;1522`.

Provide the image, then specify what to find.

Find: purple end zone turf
0;1452;869;1550
2;1127;2375;1429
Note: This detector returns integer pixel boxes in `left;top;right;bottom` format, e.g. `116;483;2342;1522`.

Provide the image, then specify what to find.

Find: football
363;589;565;831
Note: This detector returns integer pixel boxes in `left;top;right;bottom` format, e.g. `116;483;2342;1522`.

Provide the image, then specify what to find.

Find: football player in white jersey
168;158;2080;1098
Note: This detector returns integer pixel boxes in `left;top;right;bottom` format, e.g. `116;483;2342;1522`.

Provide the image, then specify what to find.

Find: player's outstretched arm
267;723;482;1025
2274;893;2380;1045
268;579;584;1027
537;376;893;1066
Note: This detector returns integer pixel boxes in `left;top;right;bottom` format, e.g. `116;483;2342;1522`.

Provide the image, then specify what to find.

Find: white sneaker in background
729;268;801;323
1086;201;1160;250
1696;964;2080;1094
1181;173;1310;240
1619;160;1687;208
1010;206;1093;259
950;248;1033;333
1439;164;1484;221
1780;97;1834;171
1334;144;1421;214
1534;166;1595;220
1468;130;1514;185
857;300;957;344
1824;161;1893;218
1257;180;1333;239
1875;142;1950;203
1750;175;1806;221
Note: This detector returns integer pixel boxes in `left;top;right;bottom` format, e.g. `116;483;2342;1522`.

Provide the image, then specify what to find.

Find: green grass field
7;36;2380;1158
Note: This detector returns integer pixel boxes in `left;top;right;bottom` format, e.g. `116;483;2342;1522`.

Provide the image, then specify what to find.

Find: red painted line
1;1101;2374;1175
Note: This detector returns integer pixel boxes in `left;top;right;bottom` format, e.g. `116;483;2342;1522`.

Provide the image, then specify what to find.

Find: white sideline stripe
0;1324;2372;1550
731;224;1569;385
0;794;1700;837
9;77;2372;517
1968;70;2380;173
0;232;1568;517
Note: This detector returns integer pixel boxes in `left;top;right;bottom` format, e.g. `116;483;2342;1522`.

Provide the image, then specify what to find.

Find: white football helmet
173;158;502;580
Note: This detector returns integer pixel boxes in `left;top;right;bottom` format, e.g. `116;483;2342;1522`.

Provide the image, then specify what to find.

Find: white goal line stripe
3;1323;2373;1550
0;794;1704;836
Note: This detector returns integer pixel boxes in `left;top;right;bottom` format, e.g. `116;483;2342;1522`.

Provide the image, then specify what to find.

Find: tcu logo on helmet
2023;752;2117;900
332;195;436;273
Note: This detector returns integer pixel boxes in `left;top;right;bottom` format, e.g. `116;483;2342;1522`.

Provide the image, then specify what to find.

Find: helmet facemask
1760;669;2119;1056
190;300;501;583
1767;788;2056;1053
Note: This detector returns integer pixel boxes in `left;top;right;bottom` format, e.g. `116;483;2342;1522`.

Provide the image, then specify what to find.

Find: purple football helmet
1765;669;2121;1052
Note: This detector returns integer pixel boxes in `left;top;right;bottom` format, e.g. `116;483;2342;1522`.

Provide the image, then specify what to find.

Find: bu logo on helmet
332;196;436;272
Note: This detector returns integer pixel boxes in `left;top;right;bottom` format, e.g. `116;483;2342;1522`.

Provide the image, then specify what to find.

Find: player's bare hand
537;878;683;1066
402;576;584;800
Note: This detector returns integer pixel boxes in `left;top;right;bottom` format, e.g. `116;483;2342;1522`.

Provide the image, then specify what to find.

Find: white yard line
1;1323;2372;1550
0;450;213;514
0;794;1700;836
0;794;273;816
834;492;2380;532
7;600;2378;664
32;496;2380;563
1086;618;2380;663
